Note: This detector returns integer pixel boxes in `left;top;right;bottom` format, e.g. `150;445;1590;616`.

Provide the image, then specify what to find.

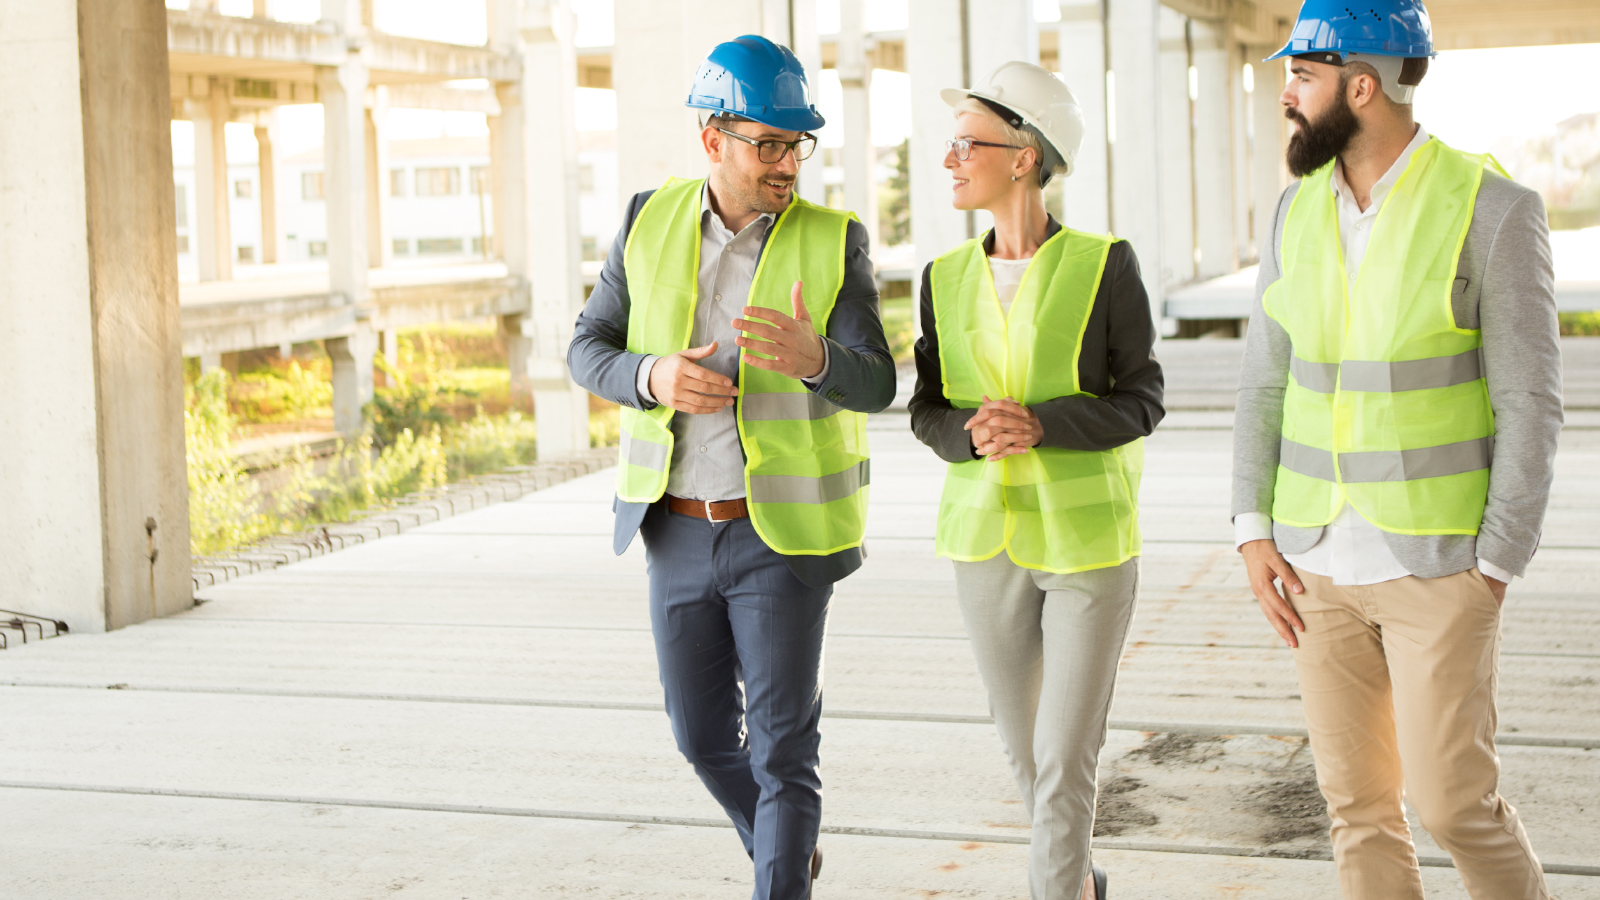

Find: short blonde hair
954;97;1067;186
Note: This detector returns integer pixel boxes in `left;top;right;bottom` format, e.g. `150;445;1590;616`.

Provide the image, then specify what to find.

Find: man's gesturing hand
732;280;826;380
965;396;1043;460
647;343;738;415
1240;539;1306;648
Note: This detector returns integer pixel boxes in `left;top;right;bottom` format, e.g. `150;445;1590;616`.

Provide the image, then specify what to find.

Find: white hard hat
942;61;1086;181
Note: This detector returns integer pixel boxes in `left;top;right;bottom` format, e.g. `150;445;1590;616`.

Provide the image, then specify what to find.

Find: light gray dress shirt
633;188;830;501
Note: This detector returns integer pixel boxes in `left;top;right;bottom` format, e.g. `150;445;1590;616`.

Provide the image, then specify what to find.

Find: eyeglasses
945;138;1027;161
715;126;818;163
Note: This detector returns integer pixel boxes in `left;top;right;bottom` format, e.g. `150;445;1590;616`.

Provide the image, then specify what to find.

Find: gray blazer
1232;170;1563;578
567;189;897;588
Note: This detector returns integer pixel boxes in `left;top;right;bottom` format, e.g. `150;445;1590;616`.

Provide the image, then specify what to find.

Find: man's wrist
800;336;830;384
1478;558;1515;584
636;354;661;406
1235;512;1275;549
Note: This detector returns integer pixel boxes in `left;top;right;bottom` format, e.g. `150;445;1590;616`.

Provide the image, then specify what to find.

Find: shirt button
699;446;708;453
713;294;721;301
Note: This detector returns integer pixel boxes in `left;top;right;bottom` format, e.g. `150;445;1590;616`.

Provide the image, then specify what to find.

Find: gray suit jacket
567;189;897;587
1232;169;1563;578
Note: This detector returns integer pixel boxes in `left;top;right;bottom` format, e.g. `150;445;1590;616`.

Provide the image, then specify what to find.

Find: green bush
1561;312;1600;337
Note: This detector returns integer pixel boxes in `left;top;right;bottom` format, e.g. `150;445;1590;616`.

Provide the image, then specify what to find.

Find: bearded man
1230;1;1560;897
566;34;894;900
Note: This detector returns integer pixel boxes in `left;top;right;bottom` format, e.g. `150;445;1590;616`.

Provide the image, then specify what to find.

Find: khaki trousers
1289;567;1550;900
953;554;1139;900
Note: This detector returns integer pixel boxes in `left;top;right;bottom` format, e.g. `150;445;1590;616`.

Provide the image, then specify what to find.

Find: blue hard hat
685;34;826;133
1265;0;1434;61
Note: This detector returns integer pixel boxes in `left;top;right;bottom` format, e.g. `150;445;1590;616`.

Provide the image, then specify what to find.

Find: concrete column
837;0;876;247
366;86;392;269
965;0;1035;237
494;0;592;459
1248;51;1288;259
1157;8;1194;285
253;0;274;18
327;332;377;435
487;114;505;259
1107;0;1165;328
1;0;191;632
500;313;532;411
190;81;233;282
1057;0;1109;233
907;0;968;334
317;5;372;434
1190;18;1236;280
761;0;824;205
255;114;279;264
1230;42;1253;265
199;352;223;374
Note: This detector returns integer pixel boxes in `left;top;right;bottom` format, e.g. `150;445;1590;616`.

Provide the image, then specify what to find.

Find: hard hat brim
686;100;826;133
941;87;1075;178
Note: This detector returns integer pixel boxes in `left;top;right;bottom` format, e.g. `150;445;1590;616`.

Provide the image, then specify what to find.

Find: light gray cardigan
1231;168;1563;578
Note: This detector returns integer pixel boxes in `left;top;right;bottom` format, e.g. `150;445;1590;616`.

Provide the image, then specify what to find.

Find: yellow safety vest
930;228;1143;574
615;177;870;556
1265;137;1499;535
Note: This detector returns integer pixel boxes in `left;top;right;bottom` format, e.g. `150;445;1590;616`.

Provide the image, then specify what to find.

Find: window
578;164;595;192
390;168;407;197
174;183;188;228
416;237;463;255
307;240;327;258
302;171;324;200
237;246;255;263
393;238;410;256
471;236;487;255
414;167;461;196
470;166;491;195
176;235;190;253
234;179;253;199
582;236;599;261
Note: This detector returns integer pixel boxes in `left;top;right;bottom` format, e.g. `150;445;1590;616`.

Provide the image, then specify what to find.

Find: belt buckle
703;499;727;524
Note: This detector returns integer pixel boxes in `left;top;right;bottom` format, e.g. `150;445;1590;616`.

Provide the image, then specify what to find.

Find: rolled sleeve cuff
1234;511;1275;549
1478;558;1515;584
635;355;660;407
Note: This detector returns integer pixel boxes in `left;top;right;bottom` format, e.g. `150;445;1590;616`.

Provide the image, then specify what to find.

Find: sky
169;0;1600;172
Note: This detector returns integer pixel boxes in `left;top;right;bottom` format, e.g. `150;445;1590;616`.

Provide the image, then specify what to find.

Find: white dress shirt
634;187;829;501
1234;124;1514;585
988;256;1032;316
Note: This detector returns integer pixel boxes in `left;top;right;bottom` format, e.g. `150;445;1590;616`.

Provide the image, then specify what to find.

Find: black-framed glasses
715;126;818;163
945;138;1026;161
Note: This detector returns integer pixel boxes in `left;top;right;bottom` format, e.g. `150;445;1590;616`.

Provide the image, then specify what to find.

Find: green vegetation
1561;312;1600;336
184;320;620;559
879;139;911;247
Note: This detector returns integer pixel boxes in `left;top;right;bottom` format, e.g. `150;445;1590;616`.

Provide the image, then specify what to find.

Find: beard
1285;91;1361;178
723;170;795;215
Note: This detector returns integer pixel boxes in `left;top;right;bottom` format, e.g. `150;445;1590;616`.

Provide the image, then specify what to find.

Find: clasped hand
647;281;824;415
964;395;1044;460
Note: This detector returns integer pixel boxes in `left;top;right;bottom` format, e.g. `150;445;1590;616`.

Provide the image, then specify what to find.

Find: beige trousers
953;554;1139;900
1290;567;1550;900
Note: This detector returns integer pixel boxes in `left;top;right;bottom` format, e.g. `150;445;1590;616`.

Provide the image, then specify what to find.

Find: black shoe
810;847;823;882
1091;863;1107;899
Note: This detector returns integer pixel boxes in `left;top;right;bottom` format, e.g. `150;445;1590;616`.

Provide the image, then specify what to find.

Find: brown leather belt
666;494;749;523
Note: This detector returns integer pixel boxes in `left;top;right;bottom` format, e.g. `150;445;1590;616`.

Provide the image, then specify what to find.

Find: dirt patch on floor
1124;733;1227;767
1240;762;1330;847
1093;774;1159;837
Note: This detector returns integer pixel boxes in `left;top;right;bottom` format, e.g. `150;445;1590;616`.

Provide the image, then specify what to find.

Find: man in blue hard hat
567;34;894;900
1232;0;1559;897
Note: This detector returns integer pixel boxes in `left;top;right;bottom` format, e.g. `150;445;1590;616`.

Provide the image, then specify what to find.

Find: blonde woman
908;62;1164;900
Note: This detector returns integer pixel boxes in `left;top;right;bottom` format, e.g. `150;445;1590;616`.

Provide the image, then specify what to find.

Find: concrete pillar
1249;52;1289;259
965;0;1035;237
1107;0;1165;329
253;0;273;18
327;332;377;435
1157;8;1194;286
487;114;505;259
837;0;876;247
1057;0;1109;234
1230;43;1253;266
366;87;392;269
494;0;592;459
255;115;279;264
1;0;191;632
1190;18;1236;280
760;0;824;205
907;0;968;334
199;352;223;374
318;0;373;434
500;313;533;411
190;81;233;282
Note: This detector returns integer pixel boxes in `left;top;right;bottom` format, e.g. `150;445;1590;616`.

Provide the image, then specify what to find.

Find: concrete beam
1107;0;1166;330
1;0;191;632
1057;0;1110;234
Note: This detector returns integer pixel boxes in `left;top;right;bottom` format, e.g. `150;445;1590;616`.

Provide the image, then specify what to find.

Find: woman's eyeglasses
945;138;1027;161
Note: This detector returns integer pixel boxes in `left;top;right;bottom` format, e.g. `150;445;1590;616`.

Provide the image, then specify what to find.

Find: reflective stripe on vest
1264;138;1499;536
615;177;870;556
929;228;1142;575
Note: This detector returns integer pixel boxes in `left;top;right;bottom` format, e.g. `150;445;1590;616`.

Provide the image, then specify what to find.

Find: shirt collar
700;182;777;240
1330;123;1430;211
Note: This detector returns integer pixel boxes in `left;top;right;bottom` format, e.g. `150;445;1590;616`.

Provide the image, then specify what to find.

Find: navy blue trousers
639;502;832;900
